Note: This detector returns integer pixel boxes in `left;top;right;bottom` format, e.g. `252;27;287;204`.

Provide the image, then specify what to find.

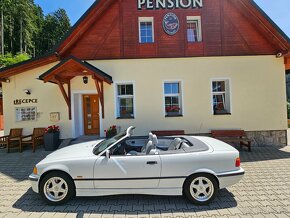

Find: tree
0;52;30;68
40;9;71;54
0;0;71;62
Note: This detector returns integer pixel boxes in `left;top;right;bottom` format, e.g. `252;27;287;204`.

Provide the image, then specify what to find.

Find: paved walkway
0;145;290;217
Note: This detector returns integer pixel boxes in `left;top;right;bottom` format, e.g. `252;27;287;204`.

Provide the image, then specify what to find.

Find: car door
93;152;161;189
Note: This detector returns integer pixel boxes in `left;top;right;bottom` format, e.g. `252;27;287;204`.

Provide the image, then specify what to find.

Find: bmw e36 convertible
29;126;244;205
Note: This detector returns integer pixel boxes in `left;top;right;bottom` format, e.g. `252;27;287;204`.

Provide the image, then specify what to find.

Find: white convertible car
29;126;244;205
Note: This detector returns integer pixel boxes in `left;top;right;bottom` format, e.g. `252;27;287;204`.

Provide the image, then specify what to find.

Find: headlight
33;167;38;175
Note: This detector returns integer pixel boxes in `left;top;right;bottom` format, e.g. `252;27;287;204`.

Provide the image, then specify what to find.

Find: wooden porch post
93;76;105;118
55;78;72;120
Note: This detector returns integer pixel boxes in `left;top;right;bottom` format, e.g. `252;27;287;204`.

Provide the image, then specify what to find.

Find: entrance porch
38;56;113;138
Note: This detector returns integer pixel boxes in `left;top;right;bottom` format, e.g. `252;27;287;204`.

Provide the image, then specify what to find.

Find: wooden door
83;95;100;135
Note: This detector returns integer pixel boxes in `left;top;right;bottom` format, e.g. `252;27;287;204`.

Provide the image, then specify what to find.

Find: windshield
93;131;126;155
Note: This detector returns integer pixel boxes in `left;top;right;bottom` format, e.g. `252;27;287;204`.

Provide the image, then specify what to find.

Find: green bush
0;53;30;68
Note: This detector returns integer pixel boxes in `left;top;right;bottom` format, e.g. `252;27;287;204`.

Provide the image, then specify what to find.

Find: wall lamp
82;70;88;84
23;89;31;95
83;76;88;84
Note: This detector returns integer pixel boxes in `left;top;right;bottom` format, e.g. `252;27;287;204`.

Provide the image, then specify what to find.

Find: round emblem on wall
163;13;180;35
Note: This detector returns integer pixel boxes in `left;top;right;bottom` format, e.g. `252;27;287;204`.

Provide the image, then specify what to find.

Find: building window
139;17;154;43
116;84;134;119
15;107;37;122
164;82;182;117
187;16;202;42
211;80;231;115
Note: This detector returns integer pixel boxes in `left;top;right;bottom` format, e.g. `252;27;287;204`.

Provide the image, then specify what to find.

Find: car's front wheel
183;173;218;205
39;171;75;205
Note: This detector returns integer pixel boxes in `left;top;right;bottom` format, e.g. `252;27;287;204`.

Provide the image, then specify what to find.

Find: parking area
0;145;290;218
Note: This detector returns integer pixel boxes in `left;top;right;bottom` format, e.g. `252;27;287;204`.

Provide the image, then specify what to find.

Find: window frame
186;16;202;42
163;80;184;117
138;17;154;44
115;82;136;119
210;78;232;115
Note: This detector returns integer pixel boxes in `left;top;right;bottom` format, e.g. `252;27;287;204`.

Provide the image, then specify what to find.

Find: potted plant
104;125;117;138
166;106;181;116
44;125;60;151
214;103;228;115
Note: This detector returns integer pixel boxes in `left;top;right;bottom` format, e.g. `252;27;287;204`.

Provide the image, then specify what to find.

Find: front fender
40;164;71;178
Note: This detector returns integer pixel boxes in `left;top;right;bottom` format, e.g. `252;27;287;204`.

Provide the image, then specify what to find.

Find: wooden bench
151;130;185;136
211;130;251;152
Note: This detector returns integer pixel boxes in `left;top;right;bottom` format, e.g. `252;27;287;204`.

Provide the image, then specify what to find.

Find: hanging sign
138;0;203;10
163;13;180;35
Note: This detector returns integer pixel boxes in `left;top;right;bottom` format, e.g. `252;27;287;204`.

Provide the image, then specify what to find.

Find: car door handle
146;161;158;165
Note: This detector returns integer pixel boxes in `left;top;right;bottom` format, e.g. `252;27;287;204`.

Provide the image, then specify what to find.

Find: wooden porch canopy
39;56;113;120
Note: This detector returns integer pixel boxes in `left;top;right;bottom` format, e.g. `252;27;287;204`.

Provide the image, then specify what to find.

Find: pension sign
138;0;203;10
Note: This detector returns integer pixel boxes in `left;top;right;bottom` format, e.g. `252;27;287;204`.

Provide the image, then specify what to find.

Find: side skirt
76;188;183;197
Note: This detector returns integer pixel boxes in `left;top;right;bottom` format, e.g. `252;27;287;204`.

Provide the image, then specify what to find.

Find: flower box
166;111;181;116
44;125;60;151
44;132;60;151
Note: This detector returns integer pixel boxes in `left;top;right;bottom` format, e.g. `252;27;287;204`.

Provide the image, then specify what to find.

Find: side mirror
105;150;111;159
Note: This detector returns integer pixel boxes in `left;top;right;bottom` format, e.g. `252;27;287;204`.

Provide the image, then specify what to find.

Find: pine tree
0;0;71;67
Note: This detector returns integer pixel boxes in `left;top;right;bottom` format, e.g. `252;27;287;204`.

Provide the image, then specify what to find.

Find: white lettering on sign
138;0;146;9
138;0;203;10
156;0;166;9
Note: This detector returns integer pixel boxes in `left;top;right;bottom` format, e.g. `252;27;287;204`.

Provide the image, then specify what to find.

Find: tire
183;173;218;205
39;171;75;205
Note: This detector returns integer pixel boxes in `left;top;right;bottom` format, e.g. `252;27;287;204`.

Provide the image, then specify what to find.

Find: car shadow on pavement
239;145;290;163
12;188;237;216
0;148;50;182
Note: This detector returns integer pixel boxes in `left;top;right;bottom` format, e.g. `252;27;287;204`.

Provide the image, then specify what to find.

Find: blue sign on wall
163;13;180;36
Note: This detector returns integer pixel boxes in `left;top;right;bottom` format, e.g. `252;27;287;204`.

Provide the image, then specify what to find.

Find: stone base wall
192;130;287;148
246;130;287;148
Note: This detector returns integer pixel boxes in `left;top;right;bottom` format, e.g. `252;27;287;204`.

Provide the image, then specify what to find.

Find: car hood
43;139;103;162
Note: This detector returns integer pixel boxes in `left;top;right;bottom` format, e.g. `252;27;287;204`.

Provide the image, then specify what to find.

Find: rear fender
186;168;220;188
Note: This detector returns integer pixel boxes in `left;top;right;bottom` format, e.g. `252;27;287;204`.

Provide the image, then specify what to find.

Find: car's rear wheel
39;172;75;205
183;173;218;205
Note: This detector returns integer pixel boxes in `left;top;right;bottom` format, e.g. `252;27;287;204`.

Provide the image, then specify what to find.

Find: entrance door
83;95;100;135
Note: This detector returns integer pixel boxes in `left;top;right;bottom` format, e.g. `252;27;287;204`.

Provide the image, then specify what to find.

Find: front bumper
29;174;40;193
216;168;245;189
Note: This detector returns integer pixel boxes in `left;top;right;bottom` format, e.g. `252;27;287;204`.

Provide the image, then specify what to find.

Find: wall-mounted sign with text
163;13;180;35
14;99;38;105
138;0;203;10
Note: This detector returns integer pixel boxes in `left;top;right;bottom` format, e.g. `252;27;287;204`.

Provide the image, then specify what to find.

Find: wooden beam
68;80;72;120
101;80;104;119
93;76;105;118
0;55;58;79
238;0;289;51
55;79;72;120
56;80;69;107
57;0;115;55
55;75;70;84
92;15;119;57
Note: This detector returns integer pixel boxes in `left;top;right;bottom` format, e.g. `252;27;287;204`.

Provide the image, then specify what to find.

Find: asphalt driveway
0;145;290;218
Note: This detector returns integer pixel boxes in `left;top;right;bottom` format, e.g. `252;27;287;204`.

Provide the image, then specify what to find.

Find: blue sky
35;0;290;38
